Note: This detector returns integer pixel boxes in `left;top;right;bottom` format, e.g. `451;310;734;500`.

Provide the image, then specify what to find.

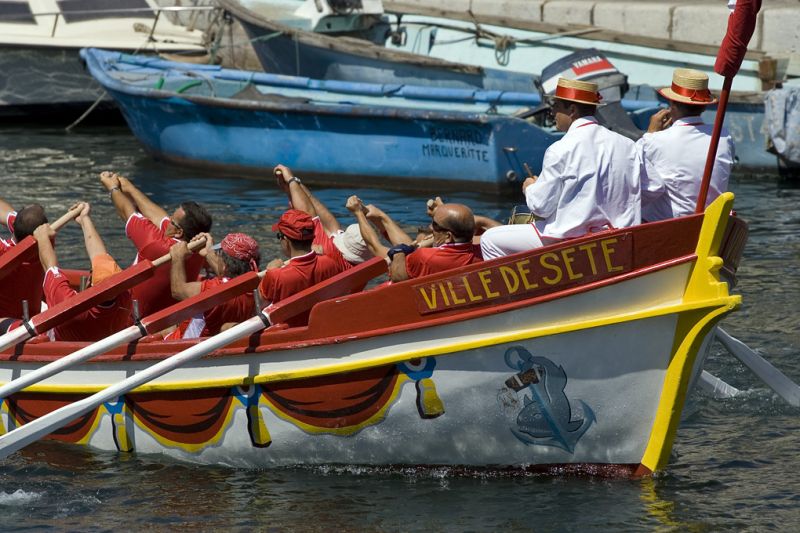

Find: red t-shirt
405;243;482;279
0;212;44;319
312;218;351;274
259;251;339;305
43;267;133;342
199;277;255;336
126;213;204;317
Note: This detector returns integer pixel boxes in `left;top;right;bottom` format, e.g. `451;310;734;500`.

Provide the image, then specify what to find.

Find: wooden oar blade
0;237;37;282
30;260;153;334
141;271;261;334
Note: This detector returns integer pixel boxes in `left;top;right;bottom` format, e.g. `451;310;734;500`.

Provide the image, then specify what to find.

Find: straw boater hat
552;78;603;106
658;68;718;105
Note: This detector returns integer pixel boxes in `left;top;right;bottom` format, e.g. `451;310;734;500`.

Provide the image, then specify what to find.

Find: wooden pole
695;77;733;213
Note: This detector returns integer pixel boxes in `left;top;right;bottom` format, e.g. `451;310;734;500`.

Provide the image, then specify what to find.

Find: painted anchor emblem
503;346;595;453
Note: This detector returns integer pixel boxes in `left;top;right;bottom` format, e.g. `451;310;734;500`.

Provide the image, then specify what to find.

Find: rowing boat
0;192;748;475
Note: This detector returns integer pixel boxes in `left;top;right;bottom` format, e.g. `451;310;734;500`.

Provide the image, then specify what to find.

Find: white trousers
480;224;545;260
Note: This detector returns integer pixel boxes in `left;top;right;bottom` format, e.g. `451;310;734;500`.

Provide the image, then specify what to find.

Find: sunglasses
170;217;183;231
276;231;284;241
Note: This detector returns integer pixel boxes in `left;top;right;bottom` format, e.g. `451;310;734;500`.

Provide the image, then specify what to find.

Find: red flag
714;0;762;77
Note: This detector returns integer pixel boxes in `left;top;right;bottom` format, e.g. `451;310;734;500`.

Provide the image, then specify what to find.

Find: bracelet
288;177;302;185
109;186;121;197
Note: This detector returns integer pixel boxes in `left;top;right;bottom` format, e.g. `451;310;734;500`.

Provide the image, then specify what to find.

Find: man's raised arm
33;224;58;271
73;202;107;260
118;174;168;225
100;172;137;222
169;241;202;301
275;164;317;218
346;196;389;259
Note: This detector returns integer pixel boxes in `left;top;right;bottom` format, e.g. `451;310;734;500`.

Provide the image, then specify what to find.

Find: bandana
220;233;260;271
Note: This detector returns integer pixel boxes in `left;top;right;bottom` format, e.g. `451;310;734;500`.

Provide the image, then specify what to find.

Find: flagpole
695;76;733;214
695;0;761;214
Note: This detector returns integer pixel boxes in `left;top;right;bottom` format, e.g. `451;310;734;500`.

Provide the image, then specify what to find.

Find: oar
0;311;271;459
0;238;207;353
0;257;387;458
715;327;800;407
697;370;741;399
0;206;83;281
0;270;263;399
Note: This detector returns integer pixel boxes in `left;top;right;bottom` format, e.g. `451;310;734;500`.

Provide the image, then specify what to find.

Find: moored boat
80;47;561;192
218;0;791;174
0;193;748;475
0;0;209;120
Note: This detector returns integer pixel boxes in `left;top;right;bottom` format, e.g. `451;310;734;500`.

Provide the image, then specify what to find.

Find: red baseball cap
272;209;315;241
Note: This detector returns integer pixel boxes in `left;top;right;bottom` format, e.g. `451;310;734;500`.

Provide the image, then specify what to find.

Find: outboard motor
294;0;384;33
536;49;644;141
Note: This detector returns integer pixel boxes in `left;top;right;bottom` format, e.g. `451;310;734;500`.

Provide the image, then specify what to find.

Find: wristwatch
288;177;302;185
108;186;121;197
387;243;416;261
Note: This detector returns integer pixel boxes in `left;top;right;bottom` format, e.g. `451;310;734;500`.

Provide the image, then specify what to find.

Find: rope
494;35;513;66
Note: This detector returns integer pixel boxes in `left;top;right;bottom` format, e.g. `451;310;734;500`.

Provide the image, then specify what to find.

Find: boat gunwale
82;49;547;125
2;215;708;365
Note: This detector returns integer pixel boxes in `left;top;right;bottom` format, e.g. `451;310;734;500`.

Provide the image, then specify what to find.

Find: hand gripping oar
0;238;207;353
716;327;800;407
0;269;263;399
0;206;83;281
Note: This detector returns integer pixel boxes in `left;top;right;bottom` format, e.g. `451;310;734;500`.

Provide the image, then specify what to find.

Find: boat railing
0;5;219;39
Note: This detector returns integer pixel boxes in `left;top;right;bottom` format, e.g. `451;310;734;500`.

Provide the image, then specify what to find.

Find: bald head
432;203;475;243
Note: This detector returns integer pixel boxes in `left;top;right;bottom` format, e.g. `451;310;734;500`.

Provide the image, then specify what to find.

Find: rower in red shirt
101;171;212;317
274;164;375;273
0;194;49;320
169;232;261;338
32;202;132;342
259;209;339;307
345;197;482;282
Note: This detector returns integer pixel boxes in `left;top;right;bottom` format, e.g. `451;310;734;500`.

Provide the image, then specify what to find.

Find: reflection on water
0;126;799;530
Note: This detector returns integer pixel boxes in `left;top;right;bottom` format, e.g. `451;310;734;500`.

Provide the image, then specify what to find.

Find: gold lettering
515;259;539;290
601;238;623;272
578;242;599;275
447;281;467;305
438;282;451;306
462;276;483;302
478;270;500;298
419;286;438;310
561;247;583;281
499;266;520;293
539;253;563;285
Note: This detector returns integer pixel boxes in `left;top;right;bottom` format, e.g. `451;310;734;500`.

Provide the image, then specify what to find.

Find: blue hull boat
81;48;560;192
219;0;779;173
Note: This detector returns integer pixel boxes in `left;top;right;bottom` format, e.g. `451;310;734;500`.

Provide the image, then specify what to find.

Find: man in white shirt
637;68;735;221
481;78;642;260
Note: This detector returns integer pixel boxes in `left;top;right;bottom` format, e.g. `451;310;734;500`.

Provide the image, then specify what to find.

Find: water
0;125;798;530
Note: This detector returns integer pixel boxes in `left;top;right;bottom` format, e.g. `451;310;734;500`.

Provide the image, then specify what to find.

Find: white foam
0;489;43;505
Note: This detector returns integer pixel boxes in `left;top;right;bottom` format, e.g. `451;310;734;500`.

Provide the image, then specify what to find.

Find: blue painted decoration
503;346;595;453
